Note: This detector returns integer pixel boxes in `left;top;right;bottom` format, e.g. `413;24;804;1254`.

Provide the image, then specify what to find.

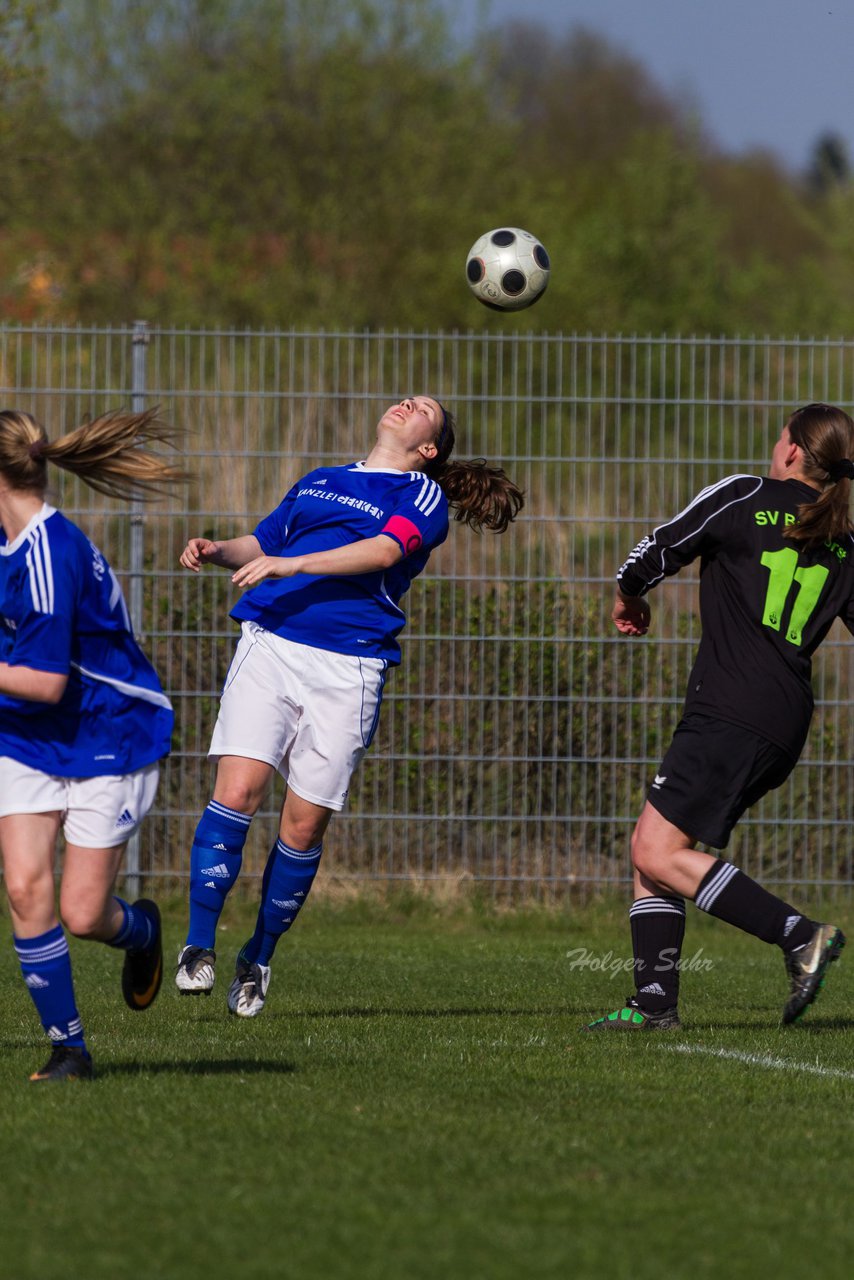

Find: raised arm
612;475;760;636
180;535;263;573
231;533;404;589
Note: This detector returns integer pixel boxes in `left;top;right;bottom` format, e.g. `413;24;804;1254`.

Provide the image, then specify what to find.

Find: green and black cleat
121;899;164;1011
782;923;845;1025
30;1044;94;1083
582;997;681;1032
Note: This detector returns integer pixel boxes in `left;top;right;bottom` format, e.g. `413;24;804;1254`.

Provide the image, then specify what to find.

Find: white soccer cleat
227;956;271;1017
175;945;216;994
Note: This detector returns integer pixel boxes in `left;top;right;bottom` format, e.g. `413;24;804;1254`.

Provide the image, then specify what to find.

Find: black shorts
646;712;797;849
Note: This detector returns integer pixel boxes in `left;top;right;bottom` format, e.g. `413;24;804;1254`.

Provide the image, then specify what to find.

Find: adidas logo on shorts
115;808;136;828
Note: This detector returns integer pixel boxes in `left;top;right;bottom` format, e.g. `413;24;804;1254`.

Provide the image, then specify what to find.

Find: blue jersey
0;505;173;778
231;462;449;664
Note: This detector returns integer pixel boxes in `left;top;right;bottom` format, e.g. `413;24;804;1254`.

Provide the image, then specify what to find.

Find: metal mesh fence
1;324;853;896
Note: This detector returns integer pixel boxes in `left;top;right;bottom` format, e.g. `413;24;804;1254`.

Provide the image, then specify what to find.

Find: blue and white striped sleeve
7;523;76;673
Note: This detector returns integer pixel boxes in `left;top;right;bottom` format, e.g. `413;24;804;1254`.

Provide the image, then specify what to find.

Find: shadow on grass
293;1005;579;1019
97;1057;297;1078
659;1016;854;1033
796;1017;854;1033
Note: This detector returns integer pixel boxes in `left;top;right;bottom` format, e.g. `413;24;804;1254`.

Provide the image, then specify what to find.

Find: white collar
350;460;414;475
0;503;56;555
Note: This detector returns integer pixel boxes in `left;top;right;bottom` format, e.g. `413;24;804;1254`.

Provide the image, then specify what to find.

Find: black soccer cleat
582;996;681;1032
29;1044;94;1083
782;923;846;1025
121;899;163;1011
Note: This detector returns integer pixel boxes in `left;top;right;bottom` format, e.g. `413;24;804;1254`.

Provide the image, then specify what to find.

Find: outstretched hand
179;538;219;572
612;592;651;636
232;555;296;588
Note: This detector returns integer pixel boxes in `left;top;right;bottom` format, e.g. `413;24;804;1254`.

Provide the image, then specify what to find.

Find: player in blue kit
0;407;184;1081
176;394;523;1015
585;403;854;1032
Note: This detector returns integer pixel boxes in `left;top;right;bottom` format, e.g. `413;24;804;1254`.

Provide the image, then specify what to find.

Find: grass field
2;892;854;1280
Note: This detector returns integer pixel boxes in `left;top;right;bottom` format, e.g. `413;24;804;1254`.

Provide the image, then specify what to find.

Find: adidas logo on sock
273;898;300;910
25;973;49;989
205;881;217;889
47;1025;69;1042
114;808;136;828
212;843;228;851
784;914;801;937
639;982;666;996
200;863;230;877
295;891;305;898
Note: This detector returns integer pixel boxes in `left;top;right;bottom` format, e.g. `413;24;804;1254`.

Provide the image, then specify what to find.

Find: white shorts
209;621;387;811
0;758;160;849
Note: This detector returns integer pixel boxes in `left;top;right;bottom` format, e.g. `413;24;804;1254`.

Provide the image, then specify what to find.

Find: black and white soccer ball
465;227;550;311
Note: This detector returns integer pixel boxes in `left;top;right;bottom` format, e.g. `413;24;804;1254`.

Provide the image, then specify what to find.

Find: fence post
125;319;149;899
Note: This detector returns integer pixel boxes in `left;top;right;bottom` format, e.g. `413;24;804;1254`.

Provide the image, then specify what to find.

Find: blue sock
106;898;155;952
186;800;251;949
15;925;86;1049
241;839;322;965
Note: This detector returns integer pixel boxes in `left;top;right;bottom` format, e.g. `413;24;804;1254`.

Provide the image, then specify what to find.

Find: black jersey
617;474;854;757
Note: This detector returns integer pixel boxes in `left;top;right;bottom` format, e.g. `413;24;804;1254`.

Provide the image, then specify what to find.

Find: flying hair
421;403;524;533
0;407;187;501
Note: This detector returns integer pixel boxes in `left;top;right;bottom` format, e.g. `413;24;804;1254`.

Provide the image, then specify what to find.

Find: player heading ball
175;395;523;1017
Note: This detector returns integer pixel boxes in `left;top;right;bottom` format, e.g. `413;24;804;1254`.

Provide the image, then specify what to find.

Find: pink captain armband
382;515;423;556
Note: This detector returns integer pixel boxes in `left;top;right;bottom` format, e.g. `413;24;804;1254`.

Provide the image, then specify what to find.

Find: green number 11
760;548;829;646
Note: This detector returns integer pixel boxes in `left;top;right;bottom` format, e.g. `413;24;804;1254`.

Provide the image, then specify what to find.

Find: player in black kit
585;403;853;1031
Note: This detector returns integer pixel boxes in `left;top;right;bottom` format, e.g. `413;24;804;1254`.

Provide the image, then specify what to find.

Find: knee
213;777;265;817
281;821;320;850
60;898;109;940
630;825;664;881
280;806;331;851
217;789;261;816
62;918;100;941
4;872;53;927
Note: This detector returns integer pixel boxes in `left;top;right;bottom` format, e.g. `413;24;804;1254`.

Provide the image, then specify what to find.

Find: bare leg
60;842;127;940
213;754;275;815
0;812;62;936
630;802;717;898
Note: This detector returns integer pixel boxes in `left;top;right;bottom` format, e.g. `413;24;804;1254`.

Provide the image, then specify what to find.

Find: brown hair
0;407;187;500
783;402;854;547
422;405;524;533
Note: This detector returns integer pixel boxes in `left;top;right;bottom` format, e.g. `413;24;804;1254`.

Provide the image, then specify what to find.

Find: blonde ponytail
0;407;187;500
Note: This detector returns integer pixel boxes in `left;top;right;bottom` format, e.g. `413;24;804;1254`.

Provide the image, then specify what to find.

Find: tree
5;3;854;335
28;0;516;325
807;131;851;197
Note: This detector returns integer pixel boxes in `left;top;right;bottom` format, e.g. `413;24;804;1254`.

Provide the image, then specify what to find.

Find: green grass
2;894;854;1280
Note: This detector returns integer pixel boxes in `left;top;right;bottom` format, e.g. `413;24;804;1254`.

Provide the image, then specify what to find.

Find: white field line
666;1042;854;1081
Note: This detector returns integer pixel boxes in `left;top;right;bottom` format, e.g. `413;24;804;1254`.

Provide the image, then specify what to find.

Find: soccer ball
465;227;550;311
